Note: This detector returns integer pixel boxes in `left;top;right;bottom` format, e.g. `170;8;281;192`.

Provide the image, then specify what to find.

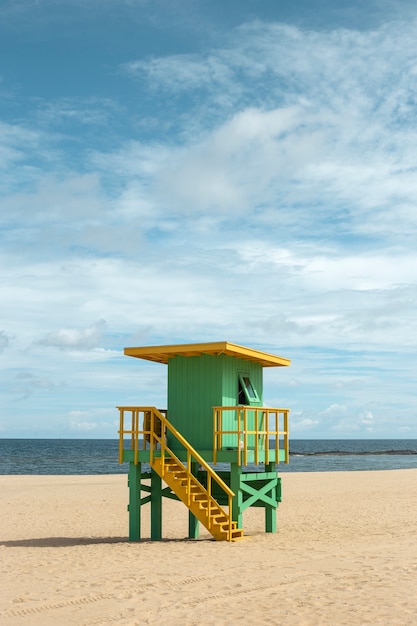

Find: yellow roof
124;341;290;367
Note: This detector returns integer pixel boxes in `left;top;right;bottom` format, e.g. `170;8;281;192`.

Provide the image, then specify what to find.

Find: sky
1;0;417;439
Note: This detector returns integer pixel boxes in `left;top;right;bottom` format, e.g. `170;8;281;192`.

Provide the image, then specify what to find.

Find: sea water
0;439;416;474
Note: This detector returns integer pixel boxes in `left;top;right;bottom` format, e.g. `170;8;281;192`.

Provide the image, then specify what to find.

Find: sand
1;470;416;626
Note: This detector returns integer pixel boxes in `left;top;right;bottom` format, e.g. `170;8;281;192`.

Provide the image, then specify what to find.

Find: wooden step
207;510;225;520
193;494;209;502
164;460;180;469
215;529;245;541
151;455;246;542
212;520;237;531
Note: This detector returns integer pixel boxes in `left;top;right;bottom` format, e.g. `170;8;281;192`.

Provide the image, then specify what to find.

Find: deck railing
117;406;236;540
213;406;290;466
117;406;167;465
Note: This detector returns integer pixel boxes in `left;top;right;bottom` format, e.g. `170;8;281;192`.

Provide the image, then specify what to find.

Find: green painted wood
151;469;162;540
221;357;263;450
265;504;277;533
221;355;263;406
168;353;222;450
226;465;281;533
128;462;141;541
121;446;287;465
123;348;285;539
167;353;264;452
265;463;277;532
188;510;199;539
240;471;281;481
161;487;181;501
230;463;243;528
240;479;279;509
188;462;200;539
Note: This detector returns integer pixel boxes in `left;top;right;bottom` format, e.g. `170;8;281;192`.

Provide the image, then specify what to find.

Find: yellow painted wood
118;406;245;541
124;341;290;367
213;406;290;465
152;457;245;542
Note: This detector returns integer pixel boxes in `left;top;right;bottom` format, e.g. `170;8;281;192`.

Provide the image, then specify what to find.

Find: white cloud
37;320;107;351
2;10;417;437
0;122;44;184
69;419;98;432
116;19;417;242
124;54;235;93
35;97;120;127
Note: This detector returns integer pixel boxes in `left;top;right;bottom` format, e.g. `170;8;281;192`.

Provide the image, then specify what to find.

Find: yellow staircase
118;406;245;541
152;456;244;541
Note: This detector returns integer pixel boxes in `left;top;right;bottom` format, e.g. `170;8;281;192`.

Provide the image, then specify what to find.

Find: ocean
0;439;416;474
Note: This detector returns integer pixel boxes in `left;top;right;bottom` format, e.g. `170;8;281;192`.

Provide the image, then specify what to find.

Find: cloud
34;97;121;128
69;418;98;432
12;371;57;399
123;54;235;93
0;172;146;260
3;10;417;437
68;409;120;435
289;404;378;436
117;18;417;241
37;320;107;351
0;121;43;173
152;106;322;215
0;331;9;353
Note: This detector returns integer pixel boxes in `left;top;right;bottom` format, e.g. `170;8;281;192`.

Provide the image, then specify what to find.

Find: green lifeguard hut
117;341;290;541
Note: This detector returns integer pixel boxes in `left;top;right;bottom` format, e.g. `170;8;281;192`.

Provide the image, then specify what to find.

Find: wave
290;450;417;457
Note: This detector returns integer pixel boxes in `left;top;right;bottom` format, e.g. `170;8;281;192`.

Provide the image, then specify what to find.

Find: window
238;372;259;404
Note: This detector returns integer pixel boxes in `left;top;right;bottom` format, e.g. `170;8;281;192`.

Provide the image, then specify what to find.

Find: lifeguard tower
117;341;290;541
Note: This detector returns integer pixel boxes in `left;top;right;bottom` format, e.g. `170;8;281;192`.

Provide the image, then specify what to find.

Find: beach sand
1;469;416;625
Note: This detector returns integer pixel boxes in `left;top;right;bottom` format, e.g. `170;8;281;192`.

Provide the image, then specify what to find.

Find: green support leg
265;463;277;533
188;510;199;539
151;468;163;541
128;462;141;541
188;462;200;539
230;463;243;528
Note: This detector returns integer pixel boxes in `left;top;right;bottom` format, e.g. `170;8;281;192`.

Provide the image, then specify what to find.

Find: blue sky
1;0;417;439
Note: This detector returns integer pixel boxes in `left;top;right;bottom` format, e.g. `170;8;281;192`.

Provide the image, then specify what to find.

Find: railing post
149;409;154;467
213;409;217;465
130;410;134;454
207;473;212;527
284;410;289;463
187;450;191;507
118;408;124;464
265;410;269;465
133;409;138;465
275;410;279;464
243;408;248;466
228;493;232;541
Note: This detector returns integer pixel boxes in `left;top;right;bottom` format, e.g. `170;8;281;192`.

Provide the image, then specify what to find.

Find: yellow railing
117;406;167;465
213;406;290;466
117;406;236;540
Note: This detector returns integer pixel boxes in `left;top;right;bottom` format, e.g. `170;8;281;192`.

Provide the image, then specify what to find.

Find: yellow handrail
213;406;290;466
118;406;235;540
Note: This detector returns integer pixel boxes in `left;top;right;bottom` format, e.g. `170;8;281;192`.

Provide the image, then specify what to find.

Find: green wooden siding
167;353;264;452
167;354;223;450
221;356;263;449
